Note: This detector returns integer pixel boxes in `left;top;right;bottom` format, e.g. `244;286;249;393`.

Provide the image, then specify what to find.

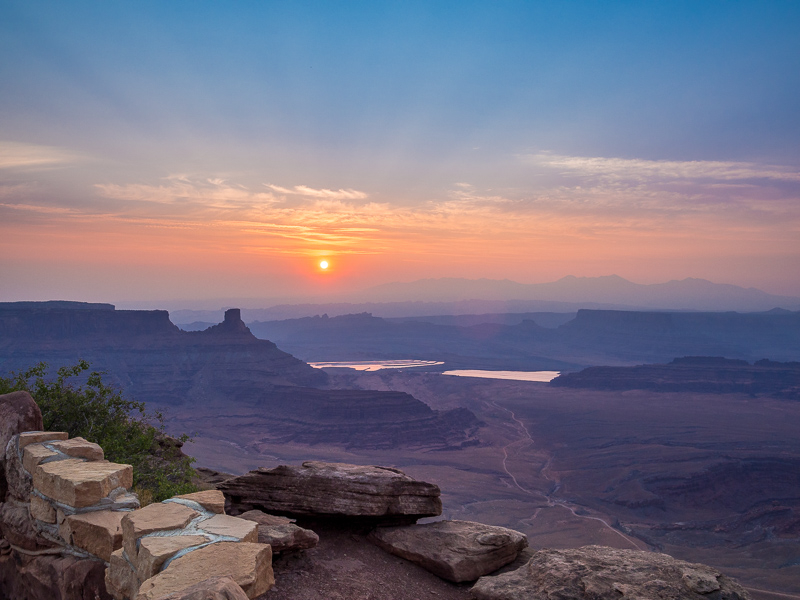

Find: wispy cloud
0;141;81;169
95;178;279;209
523;152;800;183
266;184;368;200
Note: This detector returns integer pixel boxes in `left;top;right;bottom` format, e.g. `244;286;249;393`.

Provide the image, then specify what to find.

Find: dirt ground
261;521;473;600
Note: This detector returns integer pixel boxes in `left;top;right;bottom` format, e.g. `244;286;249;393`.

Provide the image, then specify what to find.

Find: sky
1;0;799;306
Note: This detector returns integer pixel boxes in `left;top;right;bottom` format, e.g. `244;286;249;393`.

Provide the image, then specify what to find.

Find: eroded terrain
174;371;800;598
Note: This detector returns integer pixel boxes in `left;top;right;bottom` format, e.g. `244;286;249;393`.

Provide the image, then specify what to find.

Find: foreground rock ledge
219;461;442;523
470;545;751;600
369;520;528;582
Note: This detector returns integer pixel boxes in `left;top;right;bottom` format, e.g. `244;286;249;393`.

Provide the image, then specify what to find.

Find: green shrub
0;360;198;503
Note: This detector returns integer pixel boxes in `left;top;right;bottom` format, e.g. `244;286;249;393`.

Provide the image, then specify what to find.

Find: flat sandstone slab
49;436;104;461
61;510;126;561
17;430;68;449
369;520;528;582
174;490;226;514
198;514;258;542
219;461;441;521
33;458;133;508
135;541;273;600
137;535;209;581
470;546;751;600
122;502;200;561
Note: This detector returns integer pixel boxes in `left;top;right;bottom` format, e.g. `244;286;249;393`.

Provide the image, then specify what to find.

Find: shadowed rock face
0;307;327;401
0;305;482;450
470;546;751;600
220;461;442;524
551;356;800;398
0;391;43;500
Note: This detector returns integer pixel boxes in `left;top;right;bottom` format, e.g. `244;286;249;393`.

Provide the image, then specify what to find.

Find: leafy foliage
0;361;197;503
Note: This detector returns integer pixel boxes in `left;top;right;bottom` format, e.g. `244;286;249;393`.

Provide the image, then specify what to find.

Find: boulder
158;576;249;600
0;391;43;458
219;461;441;523
236;510;318;553
470;546;751;600
33;458;133;508
0;391;44;500
174;490;226;514
121;502;199;561
60;510;126;561
134;541;273;600
369;520;528;582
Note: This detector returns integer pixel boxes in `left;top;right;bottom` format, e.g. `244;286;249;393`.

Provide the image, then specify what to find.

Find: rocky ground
179;372;800;598
266;521;473;600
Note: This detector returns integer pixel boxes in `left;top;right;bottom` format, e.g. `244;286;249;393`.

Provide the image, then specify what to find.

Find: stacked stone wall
1;391;273;600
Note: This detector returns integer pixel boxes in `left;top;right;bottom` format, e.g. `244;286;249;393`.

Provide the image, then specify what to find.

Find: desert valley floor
172;371;800;599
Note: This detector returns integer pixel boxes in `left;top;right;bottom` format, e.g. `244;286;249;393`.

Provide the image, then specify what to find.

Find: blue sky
1;1;799;303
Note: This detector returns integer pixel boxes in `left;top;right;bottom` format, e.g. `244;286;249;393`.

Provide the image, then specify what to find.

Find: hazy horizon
1;2;799;303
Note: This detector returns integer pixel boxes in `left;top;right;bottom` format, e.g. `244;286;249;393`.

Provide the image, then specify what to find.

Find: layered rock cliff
0;305;481;450
551;356;800;398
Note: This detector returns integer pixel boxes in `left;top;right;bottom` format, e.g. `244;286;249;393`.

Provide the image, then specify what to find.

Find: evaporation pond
309;360;444;371
442;370;560;382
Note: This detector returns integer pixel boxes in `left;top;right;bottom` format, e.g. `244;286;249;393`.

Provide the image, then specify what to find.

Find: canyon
1;302;799;598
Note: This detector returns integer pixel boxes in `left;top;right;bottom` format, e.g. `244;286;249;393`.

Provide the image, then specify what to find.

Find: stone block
106;547;143;600
50;436;104;461
369;520;528;582
219;461;442;522
33;458;133;508
29;494;57;523
61;510;125;561
18;431;68;449
236;510;318;553
175;490;226;514
198;514;258;543
136;535;209;581
135;542;273;600
22;443;59;473
122;502;200;561
157;576;249;600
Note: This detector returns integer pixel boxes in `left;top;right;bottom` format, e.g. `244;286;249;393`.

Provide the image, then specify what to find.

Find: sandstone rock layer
220;461;441;523
134;541;273;600
369;520;528;582
470;545;751;600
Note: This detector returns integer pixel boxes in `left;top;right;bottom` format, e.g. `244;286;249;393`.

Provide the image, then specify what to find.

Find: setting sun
319;260;329;270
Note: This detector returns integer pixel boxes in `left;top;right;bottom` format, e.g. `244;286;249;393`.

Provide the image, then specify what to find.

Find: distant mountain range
358;275;800;312
168;275;800;325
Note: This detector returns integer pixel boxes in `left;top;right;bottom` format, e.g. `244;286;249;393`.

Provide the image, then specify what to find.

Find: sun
319;260;329;270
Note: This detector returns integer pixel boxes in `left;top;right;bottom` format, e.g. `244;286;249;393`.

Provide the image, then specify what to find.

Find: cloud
0;141;80;169
266;184;368;200
523;152;800;183
95;178;279;209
